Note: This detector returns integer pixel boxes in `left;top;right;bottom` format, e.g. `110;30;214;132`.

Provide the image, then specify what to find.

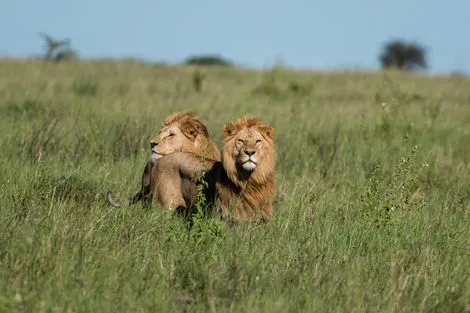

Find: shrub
184;55;233;67
379;40;427;71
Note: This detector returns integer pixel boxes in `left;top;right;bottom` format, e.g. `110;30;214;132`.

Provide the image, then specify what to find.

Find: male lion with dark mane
107;111;221;207
152;115;276;222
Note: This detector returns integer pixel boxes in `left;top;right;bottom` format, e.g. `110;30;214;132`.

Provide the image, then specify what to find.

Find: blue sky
1;0;469;74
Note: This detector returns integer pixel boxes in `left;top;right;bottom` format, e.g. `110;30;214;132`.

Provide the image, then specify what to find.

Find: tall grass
0;60;469;312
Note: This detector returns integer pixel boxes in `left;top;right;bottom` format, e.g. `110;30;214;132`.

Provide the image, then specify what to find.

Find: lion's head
150;112;220;163
221;115;275;186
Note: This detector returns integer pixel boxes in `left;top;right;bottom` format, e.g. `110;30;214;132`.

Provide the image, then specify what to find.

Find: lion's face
222;116;275;182
232;128;266;172
150;125;197;163
149;112;221;164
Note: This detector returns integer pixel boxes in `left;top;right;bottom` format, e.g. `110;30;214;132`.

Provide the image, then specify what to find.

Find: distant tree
184;55;232;66
379;40;427;71
39;33;79;62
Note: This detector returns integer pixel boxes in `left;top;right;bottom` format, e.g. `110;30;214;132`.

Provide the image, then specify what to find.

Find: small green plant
425;99;442;124
360;140;428;227
73;77;98;96
24;117;61;162
308;123;341;178
374;75;421;141
377;103;393;140
192;70;206;92
253;66;281;96
287;80;313;97
1;99;45;119
186;143;225;244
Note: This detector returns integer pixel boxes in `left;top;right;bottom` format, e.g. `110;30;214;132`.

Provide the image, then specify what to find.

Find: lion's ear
222;123;236;138
260;125;275;139
182;127;198;140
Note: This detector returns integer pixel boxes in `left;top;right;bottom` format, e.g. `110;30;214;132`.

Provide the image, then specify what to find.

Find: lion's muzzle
151;150;163;162
240;156;257;172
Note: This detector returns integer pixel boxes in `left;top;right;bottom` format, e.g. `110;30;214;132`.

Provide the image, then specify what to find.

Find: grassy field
0;59;469;312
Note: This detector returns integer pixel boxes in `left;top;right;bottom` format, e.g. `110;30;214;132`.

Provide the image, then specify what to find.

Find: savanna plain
0;60;469;312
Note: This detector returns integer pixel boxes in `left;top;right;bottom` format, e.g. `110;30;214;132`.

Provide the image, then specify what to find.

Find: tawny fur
107;111;220;207
154;111;221;160
153;115;276;222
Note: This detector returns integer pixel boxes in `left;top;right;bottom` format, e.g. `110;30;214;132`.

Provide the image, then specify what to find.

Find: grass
0;59;469;312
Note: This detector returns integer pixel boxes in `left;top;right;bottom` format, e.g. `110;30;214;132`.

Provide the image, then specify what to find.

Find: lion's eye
168;133;175;138
237;139;244;145
256;139;261;144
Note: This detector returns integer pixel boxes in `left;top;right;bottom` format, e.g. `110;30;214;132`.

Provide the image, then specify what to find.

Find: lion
152;115;276;222
107;111;221;207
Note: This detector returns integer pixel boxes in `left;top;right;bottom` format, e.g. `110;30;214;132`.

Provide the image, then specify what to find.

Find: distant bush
39;32;79;62
184;55;233;67
55;50;79;62
379;40;427;71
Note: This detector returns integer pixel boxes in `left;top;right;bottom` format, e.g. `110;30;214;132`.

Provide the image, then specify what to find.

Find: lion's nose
245;150;256;157
150;142;158;148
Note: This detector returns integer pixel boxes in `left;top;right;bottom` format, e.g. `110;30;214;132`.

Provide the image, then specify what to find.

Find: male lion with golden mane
107;111;221;207
152;115;276;222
